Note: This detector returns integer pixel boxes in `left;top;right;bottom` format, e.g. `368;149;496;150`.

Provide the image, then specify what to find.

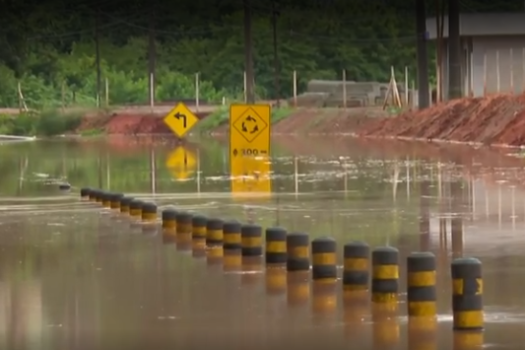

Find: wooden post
510;48;514;94
61;81;66;111
148;73;154;111
496;50;501;93
523;48;525;93
483;52;487;96
404;66;409;107
243;70;247;103
342;69;347;109
195;72;200;112
105;78;109;107
469;50;474;97
293;70;297;108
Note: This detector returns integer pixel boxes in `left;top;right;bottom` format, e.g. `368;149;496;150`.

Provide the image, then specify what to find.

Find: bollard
192;215;207;240
287;271;310;306
265;267;286;295
110;193;124;210
102;192;112;208
241;256;263;285
343;289;368;339
311;237;337;282
223;220;242;250
95;190;104;204
286;232;310;271
141;202;157;222
88;189;98;202
343;241;370;291
372;246;399;304
176;212;192;234
80;187;91;200
120;196;134;214
241;224;263;257
162;208;178;230
129;199;143;218
206;218;223;247
407;252;437;318
265;227;287;265
451;258;483;331
191;215;207;258
223;249;242;272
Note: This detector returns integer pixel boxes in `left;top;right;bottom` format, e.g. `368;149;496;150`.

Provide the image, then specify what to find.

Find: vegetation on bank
0;110;84;136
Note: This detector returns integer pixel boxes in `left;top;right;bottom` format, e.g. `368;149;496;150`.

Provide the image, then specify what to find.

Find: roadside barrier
80;187;486;341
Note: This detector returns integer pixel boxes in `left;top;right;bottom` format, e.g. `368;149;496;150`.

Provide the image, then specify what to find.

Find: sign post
229;104;272;198
163;102;199;138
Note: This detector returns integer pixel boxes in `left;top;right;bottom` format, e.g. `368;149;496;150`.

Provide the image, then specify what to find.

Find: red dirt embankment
357;94;525;147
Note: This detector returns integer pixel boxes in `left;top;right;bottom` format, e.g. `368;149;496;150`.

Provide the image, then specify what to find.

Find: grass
80;128;105;137
0;108;84;137
194;105;294;133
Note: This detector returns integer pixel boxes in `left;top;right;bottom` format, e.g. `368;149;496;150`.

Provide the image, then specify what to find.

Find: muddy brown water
1;137;525;349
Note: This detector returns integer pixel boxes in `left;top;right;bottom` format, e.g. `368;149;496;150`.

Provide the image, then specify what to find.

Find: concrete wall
438;35;525;98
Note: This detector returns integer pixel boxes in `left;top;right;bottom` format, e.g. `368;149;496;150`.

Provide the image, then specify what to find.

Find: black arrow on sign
175;112;187;128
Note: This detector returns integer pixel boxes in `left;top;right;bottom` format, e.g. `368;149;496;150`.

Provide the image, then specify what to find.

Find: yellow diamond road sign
165;146;197;180
232;107;268;143
163;102;199;138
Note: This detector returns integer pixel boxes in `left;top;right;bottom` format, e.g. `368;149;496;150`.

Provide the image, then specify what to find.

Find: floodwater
1;137;525;349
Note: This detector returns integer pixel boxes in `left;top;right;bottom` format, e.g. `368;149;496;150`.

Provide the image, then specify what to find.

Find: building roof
426;13;525;39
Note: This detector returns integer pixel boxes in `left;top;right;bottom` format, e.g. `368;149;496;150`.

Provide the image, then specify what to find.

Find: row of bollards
81;187;484;347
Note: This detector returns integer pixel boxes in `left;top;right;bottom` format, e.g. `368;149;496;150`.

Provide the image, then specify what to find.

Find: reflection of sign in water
163;102;199;138
165;146;196;180
230;156;271;198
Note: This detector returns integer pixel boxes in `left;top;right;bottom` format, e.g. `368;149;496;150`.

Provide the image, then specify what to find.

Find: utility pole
243;0;255;104
148;1;157;108
271;0;280;107
448;0;462;99
95;8;101;108
416;0;429;108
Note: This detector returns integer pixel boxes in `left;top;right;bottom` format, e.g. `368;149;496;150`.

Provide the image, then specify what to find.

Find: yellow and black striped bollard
311;237;337;321
286;232;310;272
372;246;399;305
241;224;263;285
223;221;242;272
141;202;158;235
451;257;483;331
110;193;124;210
265;227;287;295
372;246;400;350
162;208;177;230
94;190;104;204
129;199;143;219
407;252;437;350
191;215;207;258
88;189;98;202
175;212;192;252
120;196;134;215
206;218;224;266
343;241;369;291
265;227;287;265
102;192;112;208
80;187;91;200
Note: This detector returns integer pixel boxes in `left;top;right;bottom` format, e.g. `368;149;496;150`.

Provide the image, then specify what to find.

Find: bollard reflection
265;266;286;296
191;237;206;258
162;228;177;244
176;232;192;252
372;303;400;350
241;256;263;286
223;249;242;272
453;331;483;350
141;223;158;236
408;317;437;350
311;280;337;325
206;246;223;267
287;271;310;307
343;290;368;339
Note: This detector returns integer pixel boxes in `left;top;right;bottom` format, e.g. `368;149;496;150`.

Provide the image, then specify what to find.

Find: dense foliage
0;0;521;109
